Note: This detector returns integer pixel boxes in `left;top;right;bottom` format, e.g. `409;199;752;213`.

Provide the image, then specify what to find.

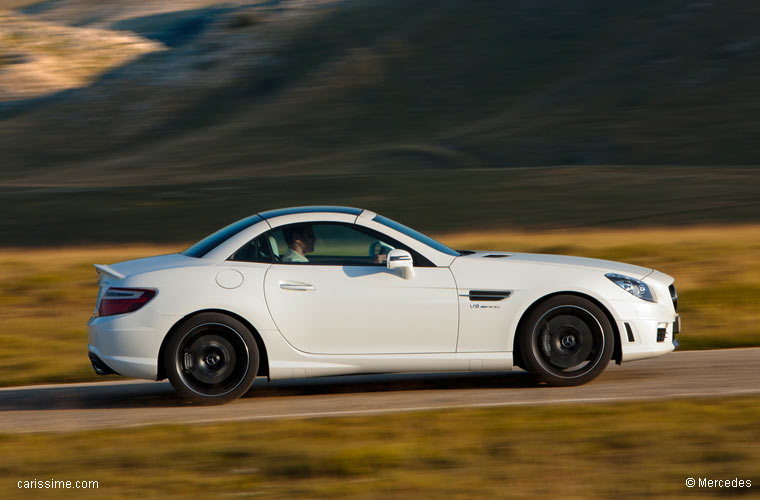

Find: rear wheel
165;313;259;405
518;295;613;386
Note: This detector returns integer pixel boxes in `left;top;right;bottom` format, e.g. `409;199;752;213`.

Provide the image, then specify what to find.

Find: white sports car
88;206;680;404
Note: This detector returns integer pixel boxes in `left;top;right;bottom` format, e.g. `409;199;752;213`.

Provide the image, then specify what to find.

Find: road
1;348;758;433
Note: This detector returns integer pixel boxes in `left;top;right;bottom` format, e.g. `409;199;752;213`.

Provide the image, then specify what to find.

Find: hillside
1;0;760;243
1;0;759;184
0;10;162;101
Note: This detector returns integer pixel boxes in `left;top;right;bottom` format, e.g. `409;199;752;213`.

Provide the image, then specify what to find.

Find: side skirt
267;352;513;380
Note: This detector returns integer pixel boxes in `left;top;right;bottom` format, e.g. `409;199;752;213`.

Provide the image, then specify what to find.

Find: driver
282;224;316;263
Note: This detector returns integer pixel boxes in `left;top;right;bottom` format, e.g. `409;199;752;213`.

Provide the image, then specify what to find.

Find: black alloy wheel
166;313;259;404
518;295;614;386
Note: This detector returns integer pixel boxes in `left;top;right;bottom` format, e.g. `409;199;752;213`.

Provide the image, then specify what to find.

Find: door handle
279;281;316;291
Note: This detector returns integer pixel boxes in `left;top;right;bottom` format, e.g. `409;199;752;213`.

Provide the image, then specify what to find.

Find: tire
165;312;259;405
518;295;614;386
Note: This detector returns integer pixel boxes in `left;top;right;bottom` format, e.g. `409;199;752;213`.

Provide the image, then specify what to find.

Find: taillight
98;288;156;317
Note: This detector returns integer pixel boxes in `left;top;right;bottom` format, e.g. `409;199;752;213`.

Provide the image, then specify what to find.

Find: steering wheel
369;241;394;257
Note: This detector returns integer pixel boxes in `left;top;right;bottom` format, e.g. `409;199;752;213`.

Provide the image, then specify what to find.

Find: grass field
0;224;758;387
1;396;758;499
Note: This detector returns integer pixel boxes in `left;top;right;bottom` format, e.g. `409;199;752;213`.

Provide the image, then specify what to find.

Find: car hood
459;251;653;279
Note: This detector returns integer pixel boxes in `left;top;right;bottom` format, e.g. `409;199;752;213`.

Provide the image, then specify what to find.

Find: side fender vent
468;290;512;301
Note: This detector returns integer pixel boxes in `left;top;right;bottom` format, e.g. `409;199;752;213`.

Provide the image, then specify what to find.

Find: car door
261;222;459;354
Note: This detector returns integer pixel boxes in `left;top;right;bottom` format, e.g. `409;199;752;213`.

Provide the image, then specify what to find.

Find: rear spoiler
94;264;125;280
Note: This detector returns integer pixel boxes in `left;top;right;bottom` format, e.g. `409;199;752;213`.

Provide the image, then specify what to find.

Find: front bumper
610;298;680;362
671;314;681;349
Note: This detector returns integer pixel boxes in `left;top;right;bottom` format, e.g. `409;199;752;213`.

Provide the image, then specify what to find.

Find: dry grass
0;10;163;101
0;244;182;385
0;225;758;387
1;396;758;499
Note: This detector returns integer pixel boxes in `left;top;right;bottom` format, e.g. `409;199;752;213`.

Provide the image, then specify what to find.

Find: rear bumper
88;351;118;375
87;305;181;380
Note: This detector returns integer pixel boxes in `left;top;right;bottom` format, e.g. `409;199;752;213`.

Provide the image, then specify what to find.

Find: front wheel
518;295;613;386
165;313;259;405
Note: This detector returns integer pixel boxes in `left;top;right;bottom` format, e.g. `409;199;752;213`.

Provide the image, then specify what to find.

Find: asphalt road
1;348;758;433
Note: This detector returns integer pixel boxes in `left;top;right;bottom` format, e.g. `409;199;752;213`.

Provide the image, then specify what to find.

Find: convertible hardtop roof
257;206;363;219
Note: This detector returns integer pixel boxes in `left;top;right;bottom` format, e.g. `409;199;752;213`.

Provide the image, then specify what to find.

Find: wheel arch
512;291;622;369
156;308;270;381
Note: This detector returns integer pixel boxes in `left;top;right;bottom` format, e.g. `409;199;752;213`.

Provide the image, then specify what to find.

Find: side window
234;222;433;266
228;234;276;263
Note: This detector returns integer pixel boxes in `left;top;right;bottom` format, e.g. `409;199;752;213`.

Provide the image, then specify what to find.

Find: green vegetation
1;397;759;499
1;225;758;387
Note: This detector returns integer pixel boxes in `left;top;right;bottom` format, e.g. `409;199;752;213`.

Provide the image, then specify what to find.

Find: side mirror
387;249;415;280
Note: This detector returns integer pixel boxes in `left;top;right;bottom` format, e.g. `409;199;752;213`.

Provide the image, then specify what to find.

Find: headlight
605;273;655;302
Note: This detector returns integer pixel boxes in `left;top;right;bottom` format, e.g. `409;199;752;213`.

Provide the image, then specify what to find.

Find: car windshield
372;215;460;257
183;215;263;258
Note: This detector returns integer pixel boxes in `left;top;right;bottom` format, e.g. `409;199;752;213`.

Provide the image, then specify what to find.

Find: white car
88;206;680;404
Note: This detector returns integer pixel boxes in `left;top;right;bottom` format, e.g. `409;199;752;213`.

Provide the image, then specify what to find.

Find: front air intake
624;323;635;342
657;327;667;343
